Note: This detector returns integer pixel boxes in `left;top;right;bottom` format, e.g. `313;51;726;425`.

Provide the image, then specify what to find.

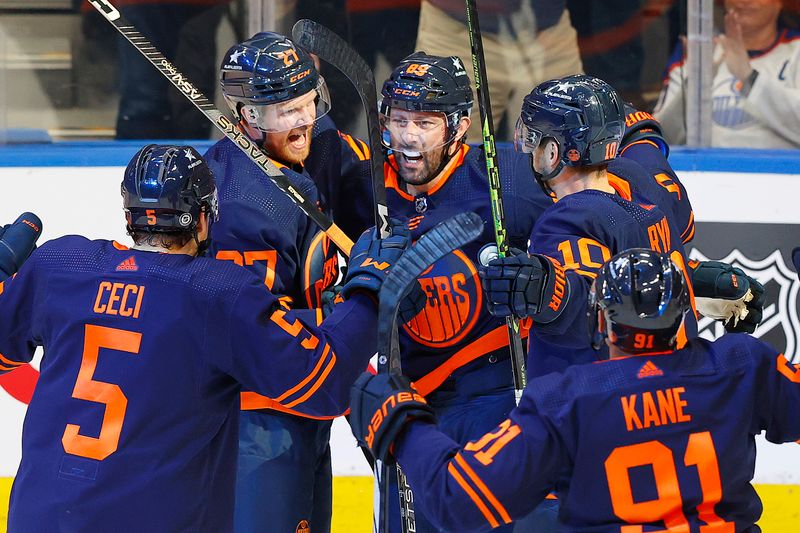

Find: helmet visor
242;77;331;133
380;109;455;156
514;118;544;154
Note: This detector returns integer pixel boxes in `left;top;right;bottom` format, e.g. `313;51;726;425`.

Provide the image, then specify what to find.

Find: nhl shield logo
415;196;428;213
690;248;800;362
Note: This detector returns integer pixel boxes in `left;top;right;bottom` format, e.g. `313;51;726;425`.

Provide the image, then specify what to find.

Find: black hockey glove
341;220;412;300
621;103;669;157
479;249;568;323
349;371;435;465
0;212;42;281
690;260;765;333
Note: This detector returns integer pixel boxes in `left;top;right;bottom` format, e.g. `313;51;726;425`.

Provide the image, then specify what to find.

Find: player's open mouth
399;150;423;165
288;129;309;150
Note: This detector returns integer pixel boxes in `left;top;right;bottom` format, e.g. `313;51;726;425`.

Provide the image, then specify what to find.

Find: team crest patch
403;249;482;348
415;196;428;213
690;248;800;362
296;519;310;533
567;148;580;162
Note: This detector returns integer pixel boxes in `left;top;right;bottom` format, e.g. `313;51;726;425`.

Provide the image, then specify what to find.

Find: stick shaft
464;0;527;398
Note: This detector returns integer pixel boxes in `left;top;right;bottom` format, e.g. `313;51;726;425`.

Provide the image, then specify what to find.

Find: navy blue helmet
220;32;330;130
515;75;625;180
380;52;473;149
588;248;691;355
122;145;218;235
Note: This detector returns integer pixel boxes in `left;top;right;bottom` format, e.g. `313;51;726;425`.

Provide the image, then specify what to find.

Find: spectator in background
654;0;800;148
566;0;646;109
414;0;583;141
108;0;229;139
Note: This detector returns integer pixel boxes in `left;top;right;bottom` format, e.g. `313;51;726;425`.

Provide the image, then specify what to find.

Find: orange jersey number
464;419;521;466
61;324;142;461
604;431;733;532
216;249;278;290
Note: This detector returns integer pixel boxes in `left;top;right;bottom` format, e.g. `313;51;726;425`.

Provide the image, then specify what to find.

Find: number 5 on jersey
62;324;141;461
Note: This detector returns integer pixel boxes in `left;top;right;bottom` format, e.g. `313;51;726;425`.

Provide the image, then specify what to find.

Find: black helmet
220;32;330;130
588;248;690;355
380;52;473;152
516;75;624;182
122;145;218;235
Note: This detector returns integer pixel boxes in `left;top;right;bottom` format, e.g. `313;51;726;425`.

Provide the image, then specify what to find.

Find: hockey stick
374;211;485;533
464;0;528;402
291;19;390;240
88;0;354;256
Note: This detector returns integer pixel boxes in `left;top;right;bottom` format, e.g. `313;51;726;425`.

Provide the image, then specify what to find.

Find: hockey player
349;248;800;532
210;32;373;532
0;144;410;533
480;75;764;377
377;52;554;532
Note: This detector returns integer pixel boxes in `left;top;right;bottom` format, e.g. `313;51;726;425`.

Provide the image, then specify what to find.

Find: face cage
236;77;331;133
380;109;463;156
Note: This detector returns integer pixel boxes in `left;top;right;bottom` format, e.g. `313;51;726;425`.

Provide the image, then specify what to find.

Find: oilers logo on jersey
403;248;483;348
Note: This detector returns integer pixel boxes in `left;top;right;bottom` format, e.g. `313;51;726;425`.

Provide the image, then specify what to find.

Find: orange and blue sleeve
393;395;563;533
221;275;377;418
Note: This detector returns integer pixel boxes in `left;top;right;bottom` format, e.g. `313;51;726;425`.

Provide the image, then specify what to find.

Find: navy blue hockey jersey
205;138;319;306
397;334;800;532
0;236;377;532
527;182;698;376
385;144;553;393
616;138;695;244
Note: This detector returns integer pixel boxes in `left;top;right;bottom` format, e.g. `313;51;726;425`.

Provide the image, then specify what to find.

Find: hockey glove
690;260;765;333
621;103;669;157
341;220;412;300
0;212;42;281
479;249;568;323
349;371;435;465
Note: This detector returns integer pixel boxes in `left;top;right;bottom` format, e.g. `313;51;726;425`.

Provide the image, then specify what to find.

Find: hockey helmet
122;145;218;235
220;32;330;132
515;75;624;179
588;248;690;356
380;52;473;154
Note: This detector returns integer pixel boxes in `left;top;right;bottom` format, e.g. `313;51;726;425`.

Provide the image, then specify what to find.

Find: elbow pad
622;104;669;157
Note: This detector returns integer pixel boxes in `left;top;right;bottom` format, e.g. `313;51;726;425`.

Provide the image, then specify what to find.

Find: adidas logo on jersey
116;256;139;272
637;360;664;379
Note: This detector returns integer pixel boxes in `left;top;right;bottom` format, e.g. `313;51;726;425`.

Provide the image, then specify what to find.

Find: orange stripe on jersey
607;173;633;202
340;132;367;161
275;344;333;403
412;325;526;397
239;393;340;419
0;352;23;368
0;362;20;372
447;462;500;528
681;212;696;243
454;453;512;524
112;241;129;250
283;349;337;409
777;354;800;383
619;139;661;156
357;138;370;159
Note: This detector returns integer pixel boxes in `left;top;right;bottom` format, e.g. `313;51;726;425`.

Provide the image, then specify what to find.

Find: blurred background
0;0;796;147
